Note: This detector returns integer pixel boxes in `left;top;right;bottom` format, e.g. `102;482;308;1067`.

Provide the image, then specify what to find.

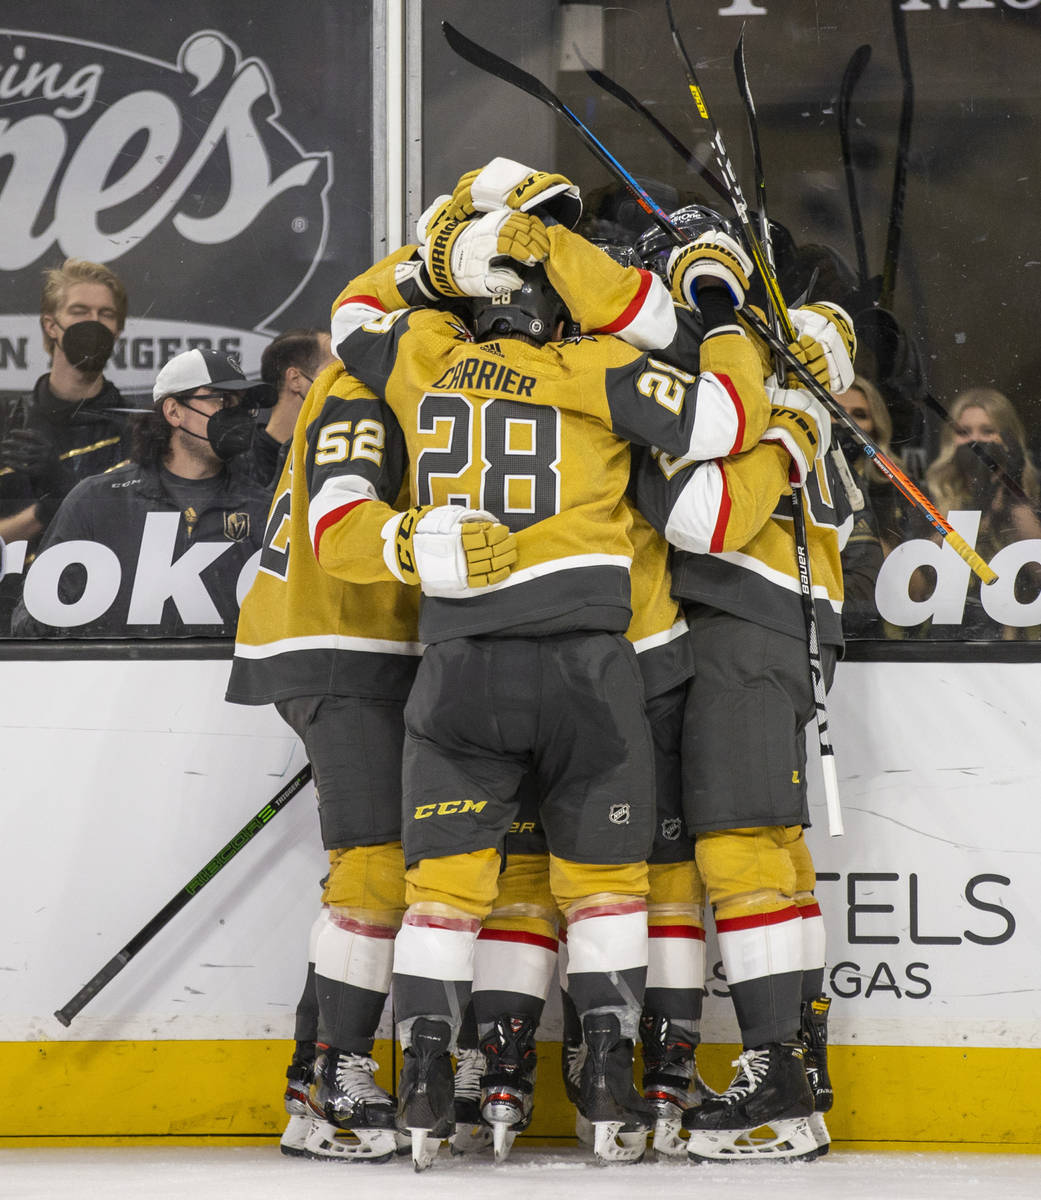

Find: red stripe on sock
715;905;801;934
476;928;559;953
648;925;706;941
566;899;646;924
798;902;823;920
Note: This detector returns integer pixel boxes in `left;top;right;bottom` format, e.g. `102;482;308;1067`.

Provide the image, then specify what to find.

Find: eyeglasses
180;390;259;416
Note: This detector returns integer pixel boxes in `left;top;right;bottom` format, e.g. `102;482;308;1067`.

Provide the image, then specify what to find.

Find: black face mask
58;319;116;373
180;402;257;460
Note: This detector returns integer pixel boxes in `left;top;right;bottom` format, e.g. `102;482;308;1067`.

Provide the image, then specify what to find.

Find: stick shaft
54;763;313;1026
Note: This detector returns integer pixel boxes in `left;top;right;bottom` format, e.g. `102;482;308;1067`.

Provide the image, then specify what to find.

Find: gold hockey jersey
324;284;769;643
226;364;422;705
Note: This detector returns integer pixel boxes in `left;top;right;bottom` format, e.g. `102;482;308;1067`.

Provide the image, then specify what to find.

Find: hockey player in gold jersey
321;164;773;1167
227;364;423;1163
634;207;857;1162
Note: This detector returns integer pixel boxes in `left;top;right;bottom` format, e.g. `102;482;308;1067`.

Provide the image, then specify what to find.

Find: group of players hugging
228;157;857;1169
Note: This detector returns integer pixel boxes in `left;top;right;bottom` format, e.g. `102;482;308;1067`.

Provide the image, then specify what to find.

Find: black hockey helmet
470;264;570;344
635;204;730;281
588;238;644;269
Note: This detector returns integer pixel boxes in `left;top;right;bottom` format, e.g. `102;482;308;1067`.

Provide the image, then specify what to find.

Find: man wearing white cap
10;348;271;638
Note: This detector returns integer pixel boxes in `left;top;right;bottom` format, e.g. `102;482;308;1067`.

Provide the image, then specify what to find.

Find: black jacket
11;458;271;638
0;375;134;514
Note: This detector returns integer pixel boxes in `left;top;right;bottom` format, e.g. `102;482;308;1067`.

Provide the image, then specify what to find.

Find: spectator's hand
0;428;71;498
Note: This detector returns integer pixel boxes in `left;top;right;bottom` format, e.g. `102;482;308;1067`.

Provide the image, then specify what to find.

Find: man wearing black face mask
10;349;271;638
0;259;134;629
248;328;335;488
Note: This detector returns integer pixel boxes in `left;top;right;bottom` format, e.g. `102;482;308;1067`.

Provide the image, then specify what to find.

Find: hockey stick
837;43;874;297
581;64;729;201
54;763;313;1026
880;0;913;310
440;20;996;588
735;27;843;837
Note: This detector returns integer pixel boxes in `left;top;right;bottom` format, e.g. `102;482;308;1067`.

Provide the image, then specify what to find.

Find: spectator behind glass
11;349;271;639
250;329;335;488
0;259;132;630
922;387;1041;640
834;374;920;558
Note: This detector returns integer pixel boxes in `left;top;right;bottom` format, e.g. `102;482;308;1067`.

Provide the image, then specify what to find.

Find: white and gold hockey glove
761;388;833;485
787;302;857;393
444;157;582;229
666;230;754;309
382;504;518;591
423;207;550;299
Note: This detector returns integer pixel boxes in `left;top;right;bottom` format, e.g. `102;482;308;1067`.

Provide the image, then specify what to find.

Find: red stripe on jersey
595;269;653;333
335;293;386;314
798;902;823;920
312;498;369;557
648;925;706;941
711;371;747;454
709;462;732;553
476;928;559;953
567;898;646;923
715;905;801;935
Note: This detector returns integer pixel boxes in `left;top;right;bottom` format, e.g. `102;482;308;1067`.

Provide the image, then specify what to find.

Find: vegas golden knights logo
225;511;250;542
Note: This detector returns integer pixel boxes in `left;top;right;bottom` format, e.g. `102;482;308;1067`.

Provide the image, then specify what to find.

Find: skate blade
687;1116;819;1163
409;1128;444;1171
809;1112;831;1155
491;1120;518;1163
592;1121;647;1164
303;1118;396;1163
652;1116;688;1157
451;1122;493;1156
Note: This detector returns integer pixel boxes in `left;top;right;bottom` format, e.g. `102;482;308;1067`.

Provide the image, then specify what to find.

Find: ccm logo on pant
413;799;488;819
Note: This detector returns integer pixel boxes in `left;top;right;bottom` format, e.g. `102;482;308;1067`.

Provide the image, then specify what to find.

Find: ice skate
478;1014;538;1163
576;1012;654;1164
683;1042;817;1163
801;995;833;1155
304;1047;398;1162
450;1046;492;1155
280;1055;315;1158
397;1018;455;1171
639;1014;717;1156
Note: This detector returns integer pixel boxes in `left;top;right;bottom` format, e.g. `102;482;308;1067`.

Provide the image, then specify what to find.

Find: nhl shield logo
661;817;682;842
224;511;250;542
609;803;630;825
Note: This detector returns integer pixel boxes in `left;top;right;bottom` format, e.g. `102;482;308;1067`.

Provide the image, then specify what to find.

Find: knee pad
320;842;406;921
547;855;648;920
646;859;705;929
404;846;502;920
695;826;798;922
483;853;557;943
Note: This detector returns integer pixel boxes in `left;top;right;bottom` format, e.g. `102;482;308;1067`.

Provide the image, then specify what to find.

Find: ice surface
1;1144;1038;1200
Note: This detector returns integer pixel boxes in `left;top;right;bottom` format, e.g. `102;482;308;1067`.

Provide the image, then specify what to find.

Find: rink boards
1;655;1039;1149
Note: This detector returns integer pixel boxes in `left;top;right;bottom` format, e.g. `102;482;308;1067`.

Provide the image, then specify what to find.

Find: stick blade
442;21;563;114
